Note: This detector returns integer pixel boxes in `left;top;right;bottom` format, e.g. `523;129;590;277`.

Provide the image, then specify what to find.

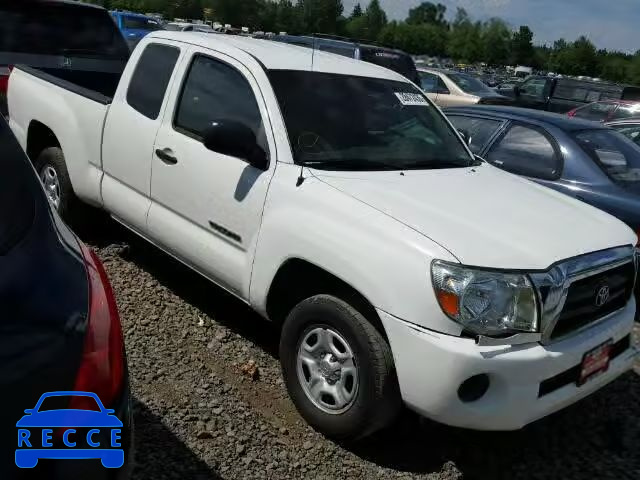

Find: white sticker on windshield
395;92;429;106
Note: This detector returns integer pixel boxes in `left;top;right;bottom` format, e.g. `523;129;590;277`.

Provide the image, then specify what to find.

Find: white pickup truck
8;31;638;440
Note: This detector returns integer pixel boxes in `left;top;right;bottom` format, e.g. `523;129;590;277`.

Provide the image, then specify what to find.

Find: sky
342;0;640;53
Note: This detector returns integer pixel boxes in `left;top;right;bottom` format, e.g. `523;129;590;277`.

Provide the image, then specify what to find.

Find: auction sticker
395;92;429;106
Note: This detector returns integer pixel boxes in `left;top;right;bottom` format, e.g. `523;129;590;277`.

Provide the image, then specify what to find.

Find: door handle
155;148;178;165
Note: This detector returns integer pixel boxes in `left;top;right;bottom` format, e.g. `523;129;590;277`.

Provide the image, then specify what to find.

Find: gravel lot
86;224;639;480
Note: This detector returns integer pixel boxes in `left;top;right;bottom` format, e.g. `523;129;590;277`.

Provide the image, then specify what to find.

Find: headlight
431;260;539;336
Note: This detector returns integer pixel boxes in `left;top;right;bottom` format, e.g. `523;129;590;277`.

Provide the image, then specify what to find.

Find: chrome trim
530;246;636;344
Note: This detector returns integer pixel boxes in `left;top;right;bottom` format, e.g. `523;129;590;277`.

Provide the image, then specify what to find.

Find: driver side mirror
202;120;269;170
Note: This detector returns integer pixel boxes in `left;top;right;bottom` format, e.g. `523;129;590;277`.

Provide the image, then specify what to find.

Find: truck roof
146;31;407;81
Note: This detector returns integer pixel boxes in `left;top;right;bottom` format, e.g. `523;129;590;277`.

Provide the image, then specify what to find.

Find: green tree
364;0;387;40
406;2;447;27
510;25;535;66
350;2;363;18
299;0;344;34
174;0;203;19
379;21;446;56
481;18;510;66
571;36;598;75
447;8;481;62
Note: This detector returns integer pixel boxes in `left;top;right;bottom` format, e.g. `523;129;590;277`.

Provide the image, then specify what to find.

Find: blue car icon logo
16;391;123;469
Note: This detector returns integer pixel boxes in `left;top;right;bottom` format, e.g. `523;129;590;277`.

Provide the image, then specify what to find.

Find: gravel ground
86;224;639;480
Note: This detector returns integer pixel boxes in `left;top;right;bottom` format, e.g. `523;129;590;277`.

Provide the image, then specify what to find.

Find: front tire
280;295;400;441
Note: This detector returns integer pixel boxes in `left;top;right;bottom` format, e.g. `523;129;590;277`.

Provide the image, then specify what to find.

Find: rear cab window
359;47;419;84
317;42;356;58
127;43;180;120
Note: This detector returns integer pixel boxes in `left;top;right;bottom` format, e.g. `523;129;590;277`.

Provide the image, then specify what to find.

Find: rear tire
34;146;80;224
279;295;401;441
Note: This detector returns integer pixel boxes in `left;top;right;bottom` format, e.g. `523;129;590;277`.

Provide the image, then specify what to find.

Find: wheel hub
296;327;358;414
40;165;61;209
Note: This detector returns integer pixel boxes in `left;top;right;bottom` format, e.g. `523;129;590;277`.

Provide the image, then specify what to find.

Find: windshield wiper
400;158;477;170
300;159;402;171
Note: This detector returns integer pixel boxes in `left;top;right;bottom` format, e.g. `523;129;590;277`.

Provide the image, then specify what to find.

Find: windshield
38;395;100;412
268;70;473;171
574;129;640;185
447;73;495;95
359;47;420;83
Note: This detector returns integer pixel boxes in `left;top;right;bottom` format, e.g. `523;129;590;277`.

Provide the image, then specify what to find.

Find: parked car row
504;75;640;113
418;68;512;107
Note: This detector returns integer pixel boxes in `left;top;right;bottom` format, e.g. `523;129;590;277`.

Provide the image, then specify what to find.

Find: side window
436;77;450;94
612;105;640;120
448;115;503;154
318;43;355;58
574;102;614;121
520;78;548;99
487;125;561;179
614;125;640;145
174;55;263;143
127;44;180;120
420;72;438;93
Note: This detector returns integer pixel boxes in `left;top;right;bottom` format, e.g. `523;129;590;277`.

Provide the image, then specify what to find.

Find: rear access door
101;39;187;232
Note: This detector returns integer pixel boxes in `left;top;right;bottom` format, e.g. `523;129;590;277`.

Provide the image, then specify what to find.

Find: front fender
249;166;462;335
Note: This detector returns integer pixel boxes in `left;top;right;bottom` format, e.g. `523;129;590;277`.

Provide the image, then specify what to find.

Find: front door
516;77;551;110
147;47;277;298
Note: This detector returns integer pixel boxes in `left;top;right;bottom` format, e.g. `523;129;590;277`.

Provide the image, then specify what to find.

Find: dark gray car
444;106;640;234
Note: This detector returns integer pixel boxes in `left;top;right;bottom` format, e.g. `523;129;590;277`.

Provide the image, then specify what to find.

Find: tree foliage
84;0;640;84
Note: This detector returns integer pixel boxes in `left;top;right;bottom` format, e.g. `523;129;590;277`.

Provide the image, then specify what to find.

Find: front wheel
279;295;401;441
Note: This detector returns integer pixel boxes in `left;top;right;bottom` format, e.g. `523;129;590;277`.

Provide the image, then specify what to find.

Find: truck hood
313;164;636;270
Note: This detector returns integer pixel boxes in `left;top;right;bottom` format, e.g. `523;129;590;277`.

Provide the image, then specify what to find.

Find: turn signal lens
436;289;460;317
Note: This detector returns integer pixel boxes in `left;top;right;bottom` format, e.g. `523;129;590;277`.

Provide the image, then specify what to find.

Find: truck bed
16;65;121;105
8;65;114;208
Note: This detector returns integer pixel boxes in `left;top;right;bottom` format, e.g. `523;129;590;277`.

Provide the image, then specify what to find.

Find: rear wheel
280;295;401;441
34;147;80;223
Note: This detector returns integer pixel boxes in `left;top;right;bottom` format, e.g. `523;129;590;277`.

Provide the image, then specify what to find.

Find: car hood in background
476;93;513;105
314;164;636;270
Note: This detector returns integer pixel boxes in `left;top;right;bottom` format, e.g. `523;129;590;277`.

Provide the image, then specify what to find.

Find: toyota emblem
595;285;610;307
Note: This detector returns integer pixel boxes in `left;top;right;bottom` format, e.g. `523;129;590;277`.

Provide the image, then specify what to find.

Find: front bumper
379;300;638;430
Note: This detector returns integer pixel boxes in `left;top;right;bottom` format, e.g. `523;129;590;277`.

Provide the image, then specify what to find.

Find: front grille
551;262;635;339
538;335;631;397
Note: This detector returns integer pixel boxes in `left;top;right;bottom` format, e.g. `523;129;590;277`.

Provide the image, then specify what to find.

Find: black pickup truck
0;0;130;116
507;75;640;113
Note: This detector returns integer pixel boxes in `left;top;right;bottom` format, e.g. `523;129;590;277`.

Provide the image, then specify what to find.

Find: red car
568;100;640;122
